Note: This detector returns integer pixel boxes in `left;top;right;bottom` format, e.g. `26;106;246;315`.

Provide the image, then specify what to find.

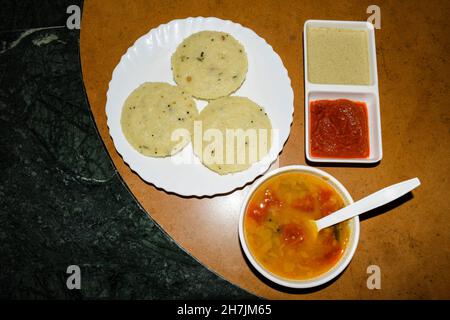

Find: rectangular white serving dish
303;20;383;163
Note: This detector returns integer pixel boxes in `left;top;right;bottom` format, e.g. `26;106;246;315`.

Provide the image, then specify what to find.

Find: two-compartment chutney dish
304;20;383;163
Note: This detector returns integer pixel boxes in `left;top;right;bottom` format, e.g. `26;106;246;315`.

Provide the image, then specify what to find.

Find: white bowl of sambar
239;165;359;288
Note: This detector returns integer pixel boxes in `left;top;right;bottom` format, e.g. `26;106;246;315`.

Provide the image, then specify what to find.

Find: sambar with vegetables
244;171;350;280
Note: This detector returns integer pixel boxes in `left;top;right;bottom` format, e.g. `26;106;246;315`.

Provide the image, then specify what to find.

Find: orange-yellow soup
244;171;350;280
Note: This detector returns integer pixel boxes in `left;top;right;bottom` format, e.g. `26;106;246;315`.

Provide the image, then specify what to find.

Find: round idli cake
120;82;198;157
171;31;248;100
194;96;272;175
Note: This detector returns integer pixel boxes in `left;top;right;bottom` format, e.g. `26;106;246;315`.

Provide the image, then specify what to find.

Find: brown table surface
80;0;450;299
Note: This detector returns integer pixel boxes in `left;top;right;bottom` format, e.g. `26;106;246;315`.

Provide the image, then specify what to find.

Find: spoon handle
315;178;421;231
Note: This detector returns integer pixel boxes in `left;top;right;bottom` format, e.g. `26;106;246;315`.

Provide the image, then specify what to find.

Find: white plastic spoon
314;177;421;232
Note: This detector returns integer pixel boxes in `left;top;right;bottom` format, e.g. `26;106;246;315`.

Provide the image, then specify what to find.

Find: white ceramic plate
106;17;294;196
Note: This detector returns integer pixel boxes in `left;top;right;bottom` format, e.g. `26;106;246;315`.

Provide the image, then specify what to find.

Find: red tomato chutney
310;99;370;158
244;172;350;280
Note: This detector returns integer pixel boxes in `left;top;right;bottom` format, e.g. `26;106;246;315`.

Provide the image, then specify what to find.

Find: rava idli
193;96;272;174
171;31;248;100
121;82;198;157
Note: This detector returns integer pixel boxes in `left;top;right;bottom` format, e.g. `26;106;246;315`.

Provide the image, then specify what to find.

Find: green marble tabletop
0;0;255;299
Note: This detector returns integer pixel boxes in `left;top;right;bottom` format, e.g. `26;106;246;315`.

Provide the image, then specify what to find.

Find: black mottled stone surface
0;0;82;31
0;6;256;299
